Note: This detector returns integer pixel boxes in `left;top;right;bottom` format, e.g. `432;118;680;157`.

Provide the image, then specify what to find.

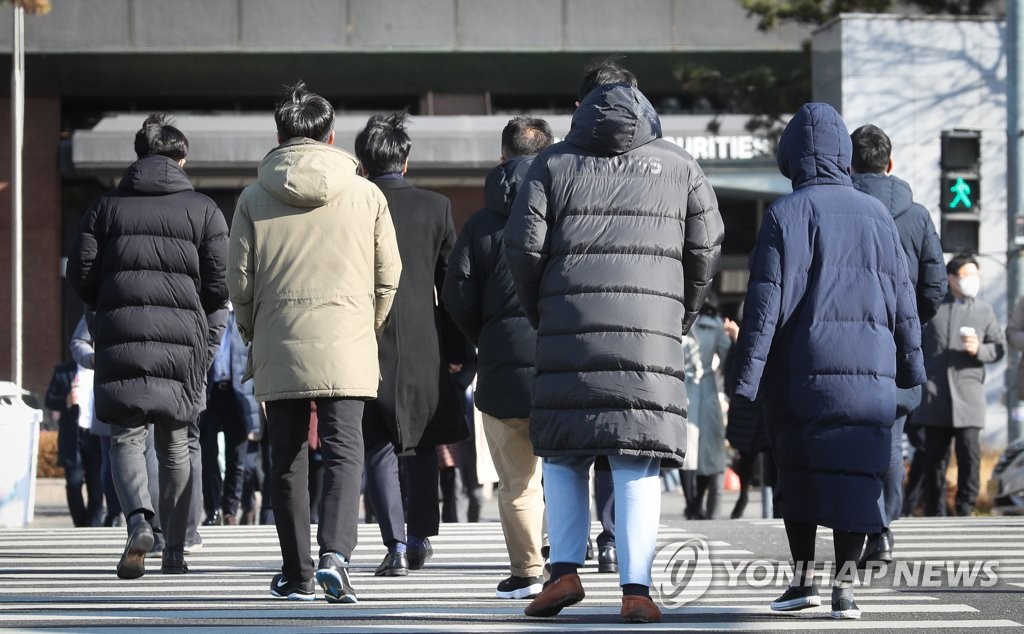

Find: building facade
0;0;812;396
813;14;1009;444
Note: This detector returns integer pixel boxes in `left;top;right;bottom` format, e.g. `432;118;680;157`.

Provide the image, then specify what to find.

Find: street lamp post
10;2;23;388
1009;0;1024;444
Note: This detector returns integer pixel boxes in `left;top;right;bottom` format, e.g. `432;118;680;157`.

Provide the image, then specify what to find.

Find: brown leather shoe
524;573;585;617
620;595;662;623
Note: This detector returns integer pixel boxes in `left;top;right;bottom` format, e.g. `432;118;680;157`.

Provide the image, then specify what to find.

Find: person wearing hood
914;253;1004;517
442;116;554;601
505;60;724;624
850;124;947;566
227;83;401;603
67;114;229;579
730;103;926;620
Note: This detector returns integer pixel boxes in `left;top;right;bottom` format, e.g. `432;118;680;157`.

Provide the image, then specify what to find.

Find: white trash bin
0;381;42;528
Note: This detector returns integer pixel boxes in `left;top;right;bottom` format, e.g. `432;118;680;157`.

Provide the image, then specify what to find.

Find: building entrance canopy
71;112;792;197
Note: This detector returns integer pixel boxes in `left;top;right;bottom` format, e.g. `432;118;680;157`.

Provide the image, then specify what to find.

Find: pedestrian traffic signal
939;129;981;253
941;175;980;211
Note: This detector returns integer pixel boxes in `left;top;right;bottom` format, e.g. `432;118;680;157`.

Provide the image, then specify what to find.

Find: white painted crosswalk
0;519;1020;631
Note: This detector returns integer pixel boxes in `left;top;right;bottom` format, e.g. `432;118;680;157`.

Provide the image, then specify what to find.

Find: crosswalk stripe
1;518;1019;631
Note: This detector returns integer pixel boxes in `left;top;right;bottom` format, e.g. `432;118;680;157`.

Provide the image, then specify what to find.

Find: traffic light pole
1008;0;1023;444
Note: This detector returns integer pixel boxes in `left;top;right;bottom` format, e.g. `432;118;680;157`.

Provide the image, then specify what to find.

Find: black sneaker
496;575;545;599
315;553;357;604
770;584;821;611
270;573;316;600
831;585;861;619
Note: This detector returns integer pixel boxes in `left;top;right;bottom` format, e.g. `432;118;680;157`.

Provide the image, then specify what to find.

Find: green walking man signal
948;177;973;209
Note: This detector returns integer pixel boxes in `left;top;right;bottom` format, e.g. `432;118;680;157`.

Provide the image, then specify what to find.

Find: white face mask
958;274;981;299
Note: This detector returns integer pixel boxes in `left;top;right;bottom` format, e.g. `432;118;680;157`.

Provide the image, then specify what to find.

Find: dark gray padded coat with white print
503;83;724;467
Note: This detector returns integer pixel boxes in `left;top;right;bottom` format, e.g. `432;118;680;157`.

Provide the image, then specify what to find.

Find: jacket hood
851;172;916;220
565;84;662;156
483;156;535;217
777;102;853;189
117;155;194;195
257;138;359;207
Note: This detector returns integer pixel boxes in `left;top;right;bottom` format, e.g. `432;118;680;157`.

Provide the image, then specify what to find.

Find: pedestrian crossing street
1;518;1022;631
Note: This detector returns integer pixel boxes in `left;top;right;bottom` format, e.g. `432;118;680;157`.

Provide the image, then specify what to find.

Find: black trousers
363;411;406;546
401;449;441;540
922;426;980;517
200;385;249;517
594;469;615;548
362;402;442;545
64;429;104;527
266;397;364;581
903;423;930;515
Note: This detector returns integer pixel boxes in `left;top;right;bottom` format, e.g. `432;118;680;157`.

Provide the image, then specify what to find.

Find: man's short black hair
850;124;892;174
134;113;188;161
354;113;412;178
274;81;334;143
501;116;554;159
947;252;979;275
578;57;638;102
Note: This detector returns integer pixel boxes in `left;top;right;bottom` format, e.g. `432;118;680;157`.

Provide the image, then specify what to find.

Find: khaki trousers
481;414;544;578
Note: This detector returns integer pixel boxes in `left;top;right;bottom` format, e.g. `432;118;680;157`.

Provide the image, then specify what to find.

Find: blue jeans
543;454;661;587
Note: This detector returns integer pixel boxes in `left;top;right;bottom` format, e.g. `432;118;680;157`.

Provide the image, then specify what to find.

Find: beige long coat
228;138;401;401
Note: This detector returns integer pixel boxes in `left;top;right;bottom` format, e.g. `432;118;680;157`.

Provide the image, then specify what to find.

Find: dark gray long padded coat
504;83;724;467
67;154;229;426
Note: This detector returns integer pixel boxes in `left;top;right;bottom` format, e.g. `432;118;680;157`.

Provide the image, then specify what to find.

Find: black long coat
366;177;467;452
67;155;229;426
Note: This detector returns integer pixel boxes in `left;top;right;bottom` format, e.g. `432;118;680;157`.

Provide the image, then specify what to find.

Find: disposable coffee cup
959;326;976;339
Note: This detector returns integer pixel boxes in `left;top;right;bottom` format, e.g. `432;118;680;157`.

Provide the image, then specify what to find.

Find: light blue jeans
543;454;662;587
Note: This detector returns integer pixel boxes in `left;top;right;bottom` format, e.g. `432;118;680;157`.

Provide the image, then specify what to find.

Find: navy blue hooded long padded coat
731;103;925;534
504;83;724;467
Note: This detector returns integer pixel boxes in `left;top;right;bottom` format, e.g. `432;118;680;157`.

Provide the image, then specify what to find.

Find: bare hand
448;364;463;374
963;334;980;356
248;429;263;442
723;318;739;342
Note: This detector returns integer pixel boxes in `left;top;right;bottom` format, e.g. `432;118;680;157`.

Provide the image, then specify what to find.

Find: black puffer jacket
443;156;537;420
504;83;724;466
67;155;229;426
852;172;946;323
